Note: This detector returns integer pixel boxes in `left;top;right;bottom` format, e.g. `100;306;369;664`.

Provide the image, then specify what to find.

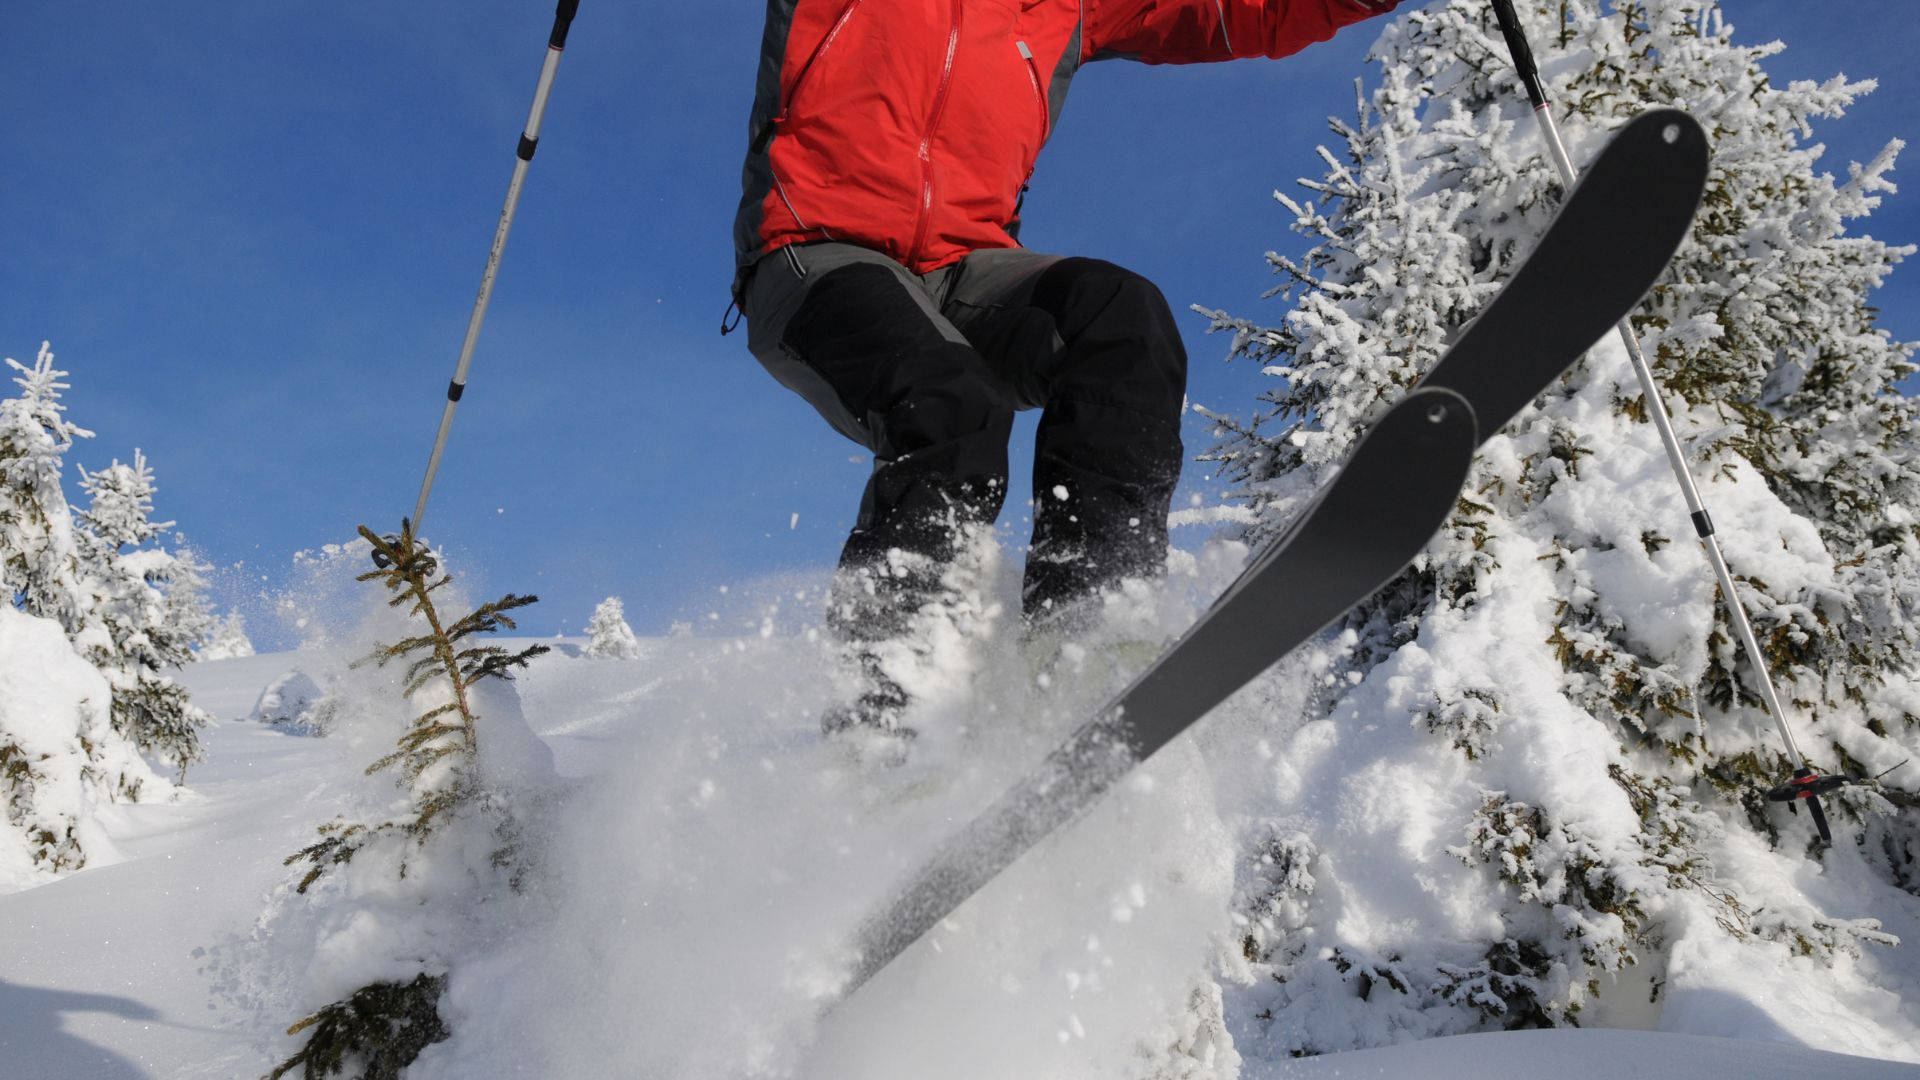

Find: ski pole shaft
1487;0;1808;768
410;0;581;533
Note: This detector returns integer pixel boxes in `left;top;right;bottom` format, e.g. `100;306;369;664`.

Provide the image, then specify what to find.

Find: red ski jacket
733;0;1399;296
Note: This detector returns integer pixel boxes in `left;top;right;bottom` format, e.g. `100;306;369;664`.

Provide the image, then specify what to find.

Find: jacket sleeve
1082;0;1399;65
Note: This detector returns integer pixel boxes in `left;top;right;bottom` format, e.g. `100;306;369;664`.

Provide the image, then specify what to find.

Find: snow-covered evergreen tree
202;610;255;660
1196;0;1918;1059
162;541;219;661
0;344;168;885
0;343;93;631
584;595;642;660
75;450;212;780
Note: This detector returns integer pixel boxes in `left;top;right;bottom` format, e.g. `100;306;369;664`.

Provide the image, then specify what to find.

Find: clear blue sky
2;1;1913;644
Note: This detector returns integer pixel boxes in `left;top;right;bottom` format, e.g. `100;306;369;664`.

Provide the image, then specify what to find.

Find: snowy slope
2;619;1916;1078
1247;1028;1912;1079
1;652;361;1077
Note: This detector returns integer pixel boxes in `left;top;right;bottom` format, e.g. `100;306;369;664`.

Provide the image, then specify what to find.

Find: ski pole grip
550;0;581;49
1489;0;1547;109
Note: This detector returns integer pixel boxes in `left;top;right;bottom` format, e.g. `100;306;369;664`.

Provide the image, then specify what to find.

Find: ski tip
1630;107;1707;159
1608;108;1710;214
1389;385;1480;461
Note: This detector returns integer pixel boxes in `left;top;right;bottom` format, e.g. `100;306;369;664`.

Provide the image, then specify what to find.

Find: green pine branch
272;521;551;1079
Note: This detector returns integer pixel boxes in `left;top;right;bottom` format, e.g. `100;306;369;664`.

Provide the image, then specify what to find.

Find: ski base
842;385;1479;994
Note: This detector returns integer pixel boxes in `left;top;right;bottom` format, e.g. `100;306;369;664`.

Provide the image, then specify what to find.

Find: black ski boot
819;553;944;742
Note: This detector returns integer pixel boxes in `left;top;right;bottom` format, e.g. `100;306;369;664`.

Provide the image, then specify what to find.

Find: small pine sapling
267;975;449;1080
271;521;547;1079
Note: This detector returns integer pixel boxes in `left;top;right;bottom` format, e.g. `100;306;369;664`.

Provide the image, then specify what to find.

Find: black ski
836;108;1710;1001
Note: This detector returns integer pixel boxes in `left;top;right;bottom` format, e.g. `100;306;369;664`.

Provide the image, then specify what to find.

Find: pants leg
744;243;1015;641
941;253;1188;620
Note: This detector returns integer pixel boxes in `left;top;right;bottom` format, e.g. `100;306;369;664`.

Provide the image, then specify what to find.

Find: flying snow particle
789;512;800;530
1051;484;1071;501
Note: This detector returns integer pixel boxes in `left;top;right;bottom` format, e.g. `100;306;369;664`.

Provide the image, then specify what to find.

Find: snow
247;669;325;732
0;670;356;1075
0;605;168;893
1242;1028;1912;1079
1190;0;1920;1064
6;4;1918;1072
0;562;1915;1077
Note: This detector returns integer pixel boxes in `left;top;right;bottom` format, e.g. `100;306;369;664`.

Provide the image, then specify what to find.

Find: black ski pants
743;242;1186;626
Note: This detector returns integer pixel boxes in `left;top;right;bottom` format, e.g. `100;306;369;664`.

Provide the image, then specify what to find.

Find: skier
729;0;1401;733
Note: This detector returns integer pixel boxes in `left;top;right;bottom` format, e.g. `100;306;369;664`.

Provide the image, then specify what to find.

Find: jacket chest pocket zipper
1016;40;1051;141
778;0;863;123
770;0;862;239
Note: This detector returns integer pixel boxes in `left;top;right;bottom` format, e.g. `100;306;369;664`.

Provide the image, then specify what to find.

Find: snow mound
0;605;159;892
248;669;329;735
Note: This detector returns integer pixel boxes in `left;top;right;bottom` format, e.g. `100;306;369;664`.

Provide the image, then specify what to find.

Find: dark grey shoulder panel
1046;8;1082;135
733;0;800;294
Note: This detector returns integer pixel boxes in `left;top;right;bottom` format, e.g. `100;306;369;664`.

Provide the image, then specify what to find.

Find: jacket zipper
778;0;862;117
1016;41;1051;141
771;0;862;237
907;0;962;268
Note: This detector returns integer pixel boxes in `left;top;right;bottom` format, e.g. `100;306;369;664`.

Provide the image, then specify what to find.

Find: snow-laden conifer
1197;0;1918;1058
0;345;166;886
162;542;219;660
584;595;643;660
0;343;94;631
202;611;255;659
75;451;212;780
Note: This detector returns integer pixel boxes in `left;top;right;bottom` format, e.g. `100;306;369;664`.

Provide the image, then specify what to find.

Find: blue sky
2;1;1913;644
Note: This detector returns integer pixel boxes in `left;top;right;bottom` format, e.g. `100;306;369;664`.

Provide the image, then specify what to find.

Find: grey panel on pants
742;242;1064;447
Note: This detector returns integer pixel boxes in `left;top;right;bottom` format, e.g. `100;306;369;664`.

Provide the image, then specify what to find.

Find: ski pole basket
1765;767;1851;844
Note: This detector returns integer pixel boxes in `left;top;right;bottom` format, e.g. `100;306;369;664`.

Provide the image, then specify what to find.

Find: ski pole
1486;0;1840;842
407;0;581;535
